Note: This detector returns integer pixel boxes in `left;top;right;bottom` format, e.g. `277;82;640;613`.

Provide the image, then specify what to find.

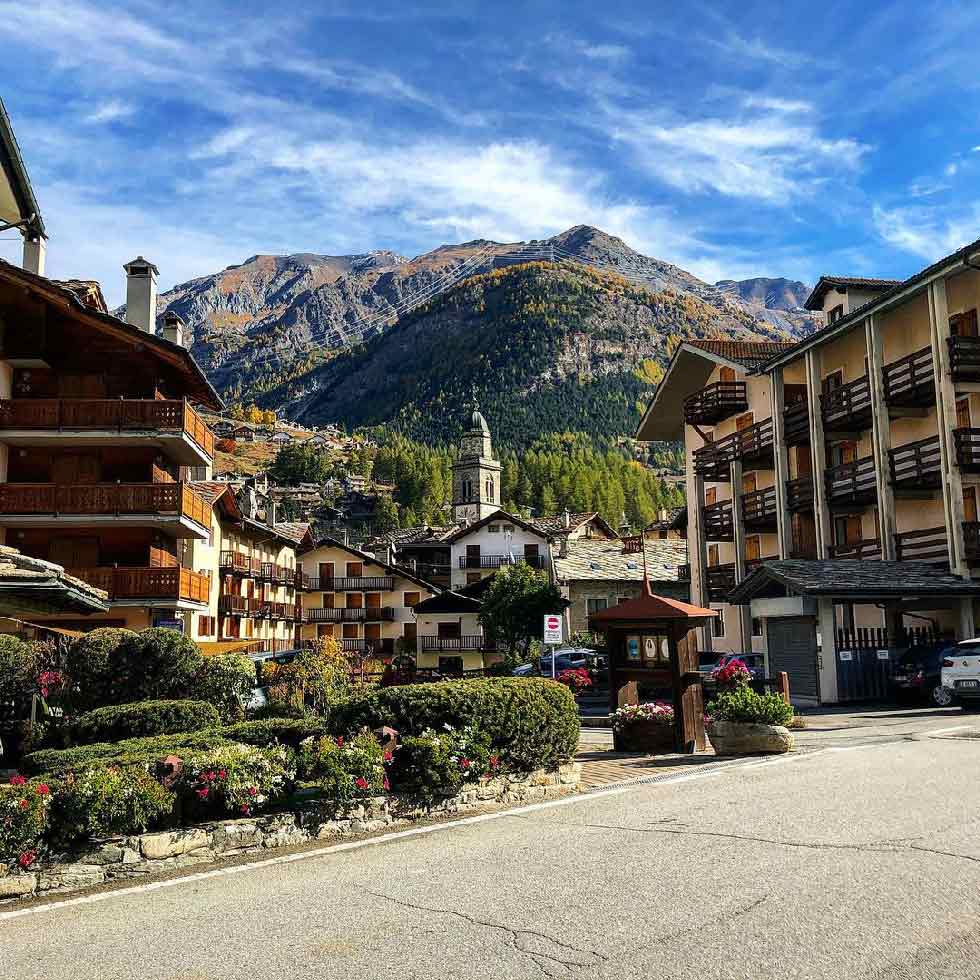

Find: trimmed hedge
64;628;134;711
337;678;580;772
218;717;330;749
72;700;221;745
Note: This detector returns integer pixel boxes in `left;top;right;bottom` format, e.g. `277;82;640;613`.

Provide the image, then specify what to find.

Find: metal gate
766;617;819;700
834;626;943;702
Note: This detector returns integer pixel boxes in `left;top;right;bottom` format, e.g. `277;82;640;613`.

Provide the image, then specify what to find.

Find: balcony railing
304;576;395;592
741;487;777;530
693;435;736;481
821;376;872;431
705;563;736;601
258;563;296;585
702;500;734;541
69;565;210;603
783;401;810;446
257;601;290;620
954;428;980;473
829;539;882;560
219;551;259;576
0;398;214;457
219;594;258;616
949;335;980;382
894;526;949;564
785;476;814;512
458;555;545;569
734;418;774;466
304;607;396;622
889;435;942;490
882;346;935;408
683;381;747;425
825;456;877;507
420;635;489;652
0;481;211;528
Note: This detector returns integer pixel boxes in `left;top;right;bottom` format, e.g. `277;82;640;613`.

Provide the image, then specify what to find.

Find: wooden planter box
613;720;676;754
706;720;794;756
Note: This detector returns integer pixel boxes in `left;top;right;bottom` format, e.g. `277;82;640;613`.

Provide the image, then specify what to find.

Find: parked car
701;653;766;684
890;648;953;707
512;648;603;678
940;639;980;708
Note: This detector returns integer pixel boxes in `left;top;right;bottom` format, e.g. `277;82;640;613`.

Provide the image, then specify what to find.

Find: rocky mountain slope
262;259;805;448
150;226;816;409
715;276;811;311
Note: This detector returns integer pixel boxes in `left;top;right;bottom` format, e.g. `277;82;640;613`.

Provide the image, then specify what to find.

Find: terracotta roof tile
686;339;797;367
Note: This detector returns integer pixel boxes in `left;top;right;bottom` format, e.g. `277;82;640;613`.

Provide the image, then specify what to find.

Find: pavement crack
652;893;771;946
908;843;980;865
361;888;607;975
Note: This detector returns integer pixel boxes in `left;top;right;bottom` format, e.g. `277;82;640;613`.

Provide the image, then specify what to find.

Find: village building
448;510;554;591
643;506;687;540
412;590;498;673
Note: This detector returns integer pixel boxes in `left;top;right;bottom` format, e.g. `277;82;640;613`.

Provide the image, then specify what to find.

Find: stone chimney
562;508;571;529
266;499;278;528
123;256;159;333
161;310;185;348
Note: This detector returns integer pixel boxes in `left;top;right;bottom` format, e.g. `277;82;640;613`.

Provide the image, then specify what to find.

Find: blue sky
2;0;979;305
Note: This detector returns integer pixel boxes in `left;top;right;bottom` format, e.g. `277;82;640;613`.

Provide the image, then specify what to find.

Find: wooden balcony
894;526;949;565
304;576;395;592
705;563;736;601
949;335;980;382
734;418;774;467
825;456;877;508
257;601;290;621
785;476;814;512
889;435;942;491
69;565;210;603
420;635;489;652
702;500;734;541
741;487;777;531
0;481;211;537
882;346;935;408
219;594;257;616
829;539;882;560
693;434;737;482
304;607;396;623
783;401;810;446
260;563;296;585
954;428;980;473
219;551;260;576
821;376;872;432
683;381;747;425
458;554;546;569
0;398;214;465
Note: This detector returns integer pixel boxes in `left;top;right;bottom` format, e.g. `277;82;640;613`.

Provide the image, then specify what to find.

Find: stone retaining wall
0;763;582;904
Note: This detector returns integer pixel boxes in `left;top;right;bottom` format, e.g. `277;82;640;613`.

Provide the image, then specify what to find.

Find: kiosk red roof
590;592;716;623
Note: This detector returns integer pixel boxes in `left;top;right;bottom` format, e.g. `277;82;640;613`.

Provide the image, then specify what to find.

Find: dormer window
827;303;844;324
488;524;500;533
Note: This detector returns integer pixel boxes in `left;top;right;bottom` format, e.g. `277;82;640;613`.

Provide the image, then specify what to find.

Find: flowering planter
706;720;794;756
614;721;676;754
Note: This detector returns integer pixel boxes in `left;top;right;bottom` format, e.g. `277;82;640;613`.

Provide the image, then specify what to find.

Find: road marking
921;724;976;738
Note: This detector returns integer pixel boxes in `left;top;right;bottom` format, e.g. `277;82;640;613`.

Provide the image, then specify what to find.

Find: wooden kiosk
590;592;716;753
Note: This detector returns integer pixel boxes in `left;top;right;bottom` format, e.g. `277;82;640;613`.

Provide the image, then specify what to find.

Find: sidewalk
575;748;721;788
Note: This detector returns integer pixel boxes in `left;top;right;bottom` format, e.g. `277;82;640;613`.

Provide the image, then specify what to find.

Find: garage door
766;617;818;700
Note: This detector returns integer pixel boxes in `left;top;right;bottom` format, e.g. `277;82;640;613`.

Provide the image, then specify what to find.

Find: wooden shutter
342;624;359;638
705;487;717;506
742;472;757;494
745;535;761;561
735;412;754;431
347;562;363;578
438;621;461;638
822;370;844;393
403;622;417;641
845;515;863;543
719;367;736;383
957;398;971;429
404;591;421;608
318;562;333;581
951;309;979;337
364;623;382;641
322;592;335;609
795;446;813;477
708;544;720;567
347;592;363;609
965;487;978;523
365;592;382;609
841;441;857;465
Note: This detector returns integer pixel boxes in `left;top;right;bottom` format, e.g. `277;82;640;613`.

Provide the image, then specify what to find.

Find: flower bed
610;702;677;754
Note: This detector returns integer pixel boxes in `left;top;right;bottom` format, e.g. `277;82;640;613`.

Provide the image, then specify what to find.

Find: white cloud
82;99;135;125
580;43;630;61
945;161;959;177
742;96;812;114
872;203;980;261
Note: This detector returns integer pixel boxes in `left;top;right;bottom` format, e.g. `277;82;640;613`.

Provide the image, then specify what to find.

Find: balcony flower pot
706;720;794;756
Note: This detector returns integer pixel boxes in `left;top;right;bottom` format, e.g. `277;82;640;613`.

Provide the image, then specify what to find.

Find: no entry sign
543;614;563;645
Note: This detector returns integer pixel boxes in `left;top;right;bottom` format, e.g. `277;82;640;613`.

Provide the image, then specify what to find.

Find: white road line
921;724;976;738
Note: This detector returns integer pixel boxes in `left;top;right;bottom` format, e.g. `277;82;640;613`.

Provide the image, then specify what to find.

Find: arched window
461;479;472;501
486;477;494;502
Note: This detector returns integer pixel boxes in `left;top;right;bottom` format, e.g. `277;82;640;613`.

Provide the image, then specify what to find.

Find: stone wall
0;763;582;904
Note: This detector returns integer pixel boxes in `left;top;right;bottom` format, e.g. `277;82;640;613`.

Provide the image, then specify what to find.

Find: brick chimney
123;256;159;333
161;310;185;348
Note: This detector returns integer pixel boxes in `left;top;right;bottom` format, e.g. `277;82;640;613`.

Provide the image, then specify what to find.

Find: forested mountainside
270;260;801;449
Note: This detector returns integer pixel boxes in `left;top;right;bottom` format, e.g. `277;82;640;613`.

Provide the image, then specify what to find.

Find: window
461;479;472;501
827;304;844;324
197;615;216;636
466;572;482;585
403;591;421;608
488;524;500;533
503;524;515;533
957;397;971;429
705;486;717;506
712;614;725;638
486;477;494;502
752;617;763;638
587;597;609;616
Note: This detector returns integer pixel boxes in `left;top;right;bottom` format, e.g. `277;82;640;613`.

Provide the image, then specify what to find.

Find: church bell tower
452;403;502;524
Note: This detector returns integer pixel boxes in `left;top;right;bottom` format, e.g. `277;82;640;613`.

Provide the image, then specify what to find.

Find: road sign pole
543;614;563;678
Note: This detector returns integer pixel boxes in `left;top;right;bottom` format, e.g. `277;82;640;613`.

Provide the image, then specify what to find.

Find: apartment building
297;536;436;657
639;243;980;704
412;590;495;672
448;511;553;590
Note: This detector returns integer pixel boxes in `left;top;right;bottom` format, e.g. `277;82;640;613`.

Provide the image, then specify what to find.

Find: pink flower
196;787;210;800
240;804;251;815
35;784;49;796
336;736;345;747
248;786;258;797
18;850;36;869
9;774;25;786
460;758;471;770
218;770;227;780
489;756;499;770
354;777;369;790
382;750;393;763
382;776;390;791
18;799;29;809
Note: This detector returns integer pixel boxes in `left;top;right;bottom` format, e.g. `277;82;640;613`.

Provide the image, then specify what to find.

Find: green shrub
217;717;330;748
113;628;204;702
389;726;492;803
0;777;51;866
50;765;175;846
64;628;134;711
22;731;234;776
296;732;388;809
0;635;41;715
251;701;308;720
72;700;220;745
707;686;794;727
338;679;579;772
194;654;255;722
175;744;295;818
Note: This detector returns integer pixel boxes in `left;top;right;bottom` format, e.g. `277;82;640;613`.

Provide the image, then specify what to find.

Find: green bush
72;700;220;745
0;778;51;866
50;765;175;846
22;731;234;776
338;678;579;772
707;686;794;727
296;732;388;809
64;628;134;711
251;701;308;720
175;744;295;818
0;635;41;715
194;654;255;722
113;628;204;702
389;726;492;803
218;717;330;748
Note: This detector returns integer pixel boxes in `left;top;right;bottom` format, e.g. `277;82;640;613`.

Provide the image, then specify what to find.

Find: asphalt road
7;712;980;979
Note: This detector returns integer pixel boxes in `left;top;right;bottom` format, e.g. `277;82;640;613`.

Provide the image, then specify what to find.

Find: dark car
890;647;953;707
701;653;765;684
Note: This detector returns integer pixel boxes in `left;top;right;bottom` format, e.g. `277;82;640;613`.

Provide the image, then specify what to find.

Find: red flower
218;770;227;780
460;758;471;770
489;756;499;770
196;787;210;800
354;777;369;790
382;750;394;763
336;736;345;747
18;850;36;869
9;774;25;786
382;776;390;791
35;784;50;796
18;799;29;809
240;804;251;815
248;786;258;796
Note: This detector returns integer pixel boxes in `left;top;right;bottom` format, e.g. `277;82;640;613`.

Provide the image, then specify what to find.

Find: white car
940;639;980;708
